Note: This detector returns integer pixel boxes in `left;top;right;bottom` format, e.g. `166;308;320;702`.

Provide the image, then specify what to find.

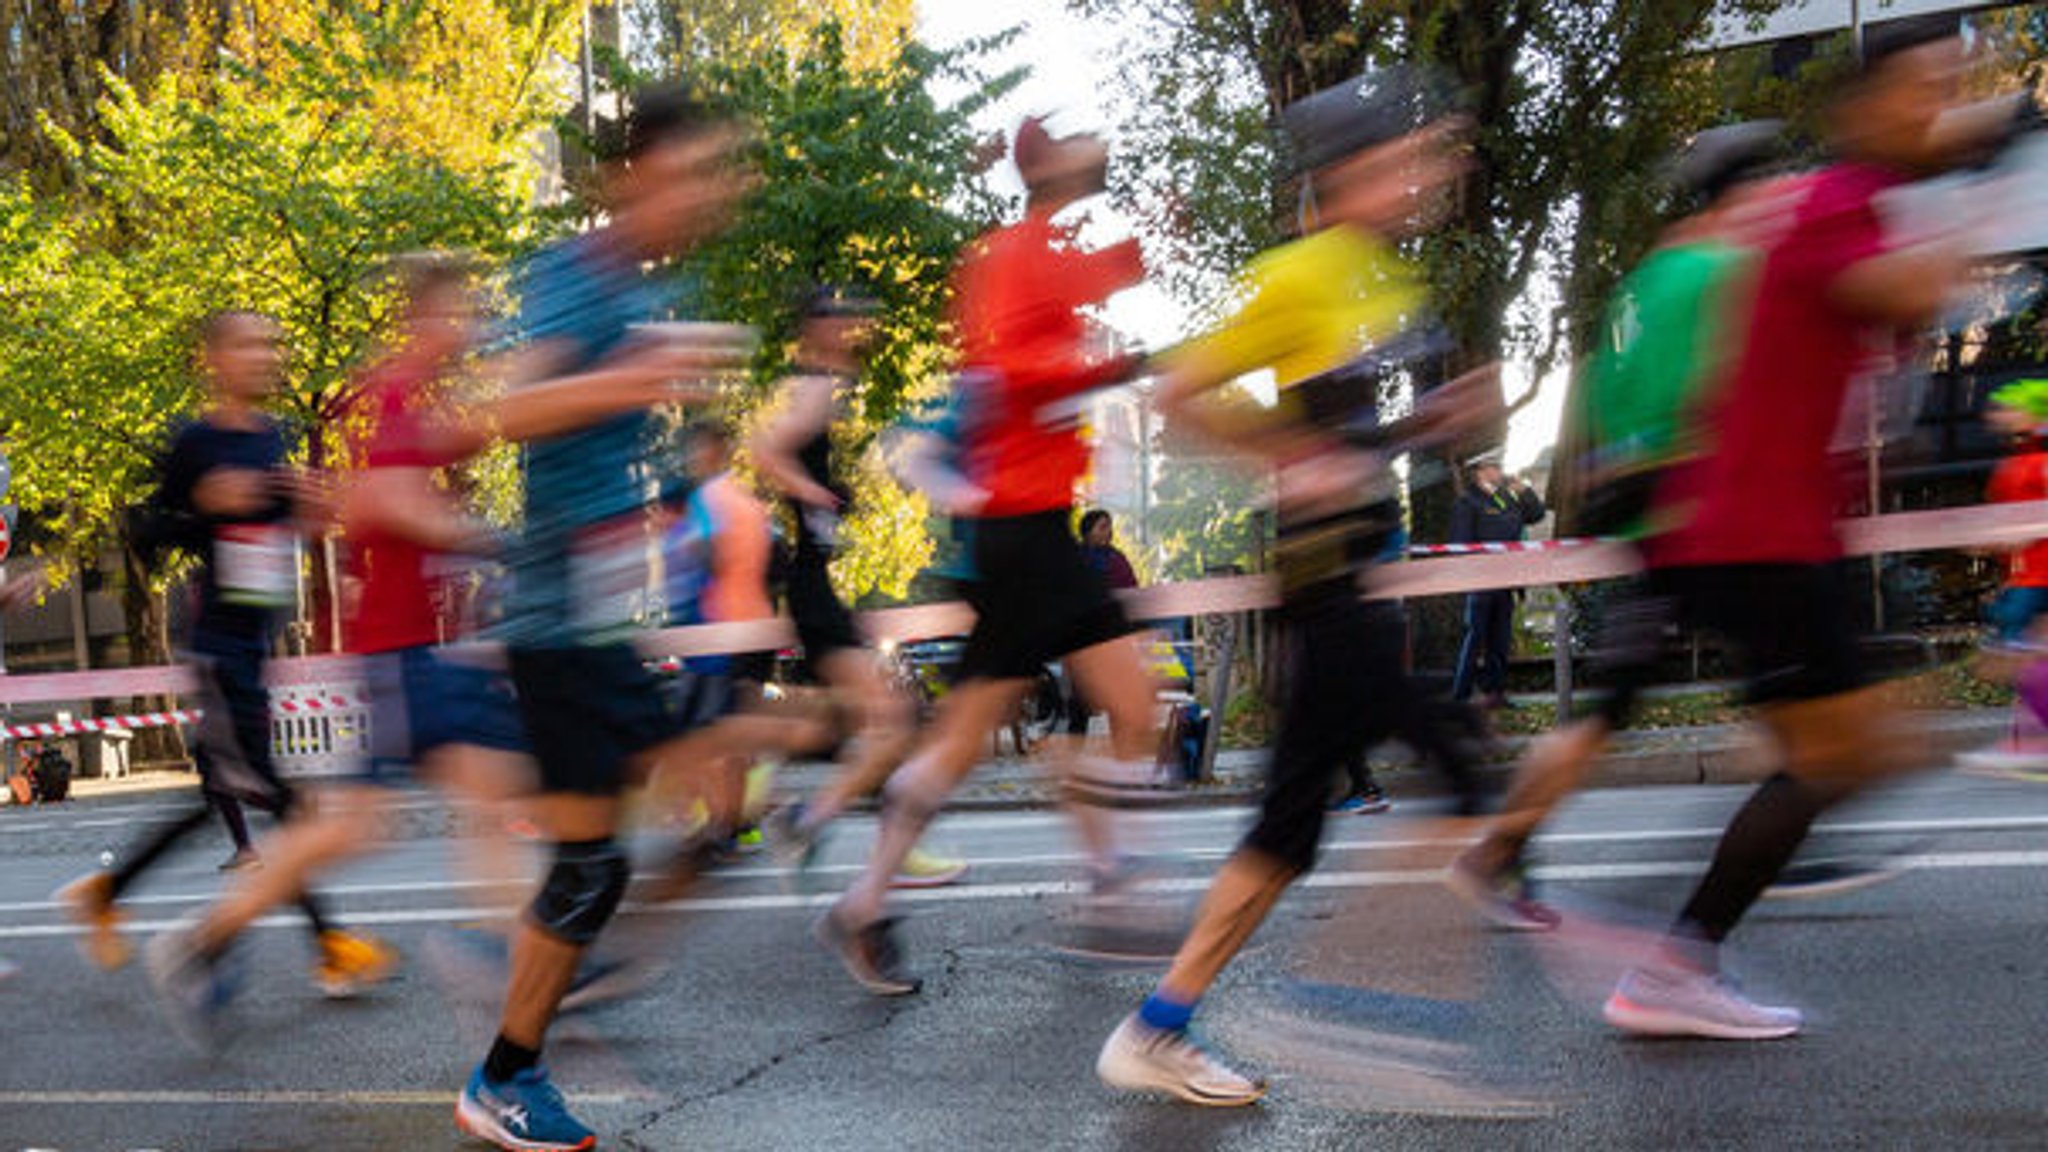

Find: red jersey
345;360;457;654
1990;449;2048;587
950;209;1143;516
1649;164;1902;569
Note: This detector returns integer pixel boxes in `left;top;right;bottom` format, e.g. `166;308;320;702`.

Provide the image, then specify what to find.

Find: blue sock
1138;990;1195;1033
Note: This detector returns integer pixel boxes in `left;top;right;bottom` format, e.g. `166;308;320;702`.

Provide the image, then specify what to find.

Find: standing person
814;116;1168;996
1094;68;1498;1104
1447;121;1790;930
58;311;384;992
140;254;531;1045
1448;450;1544;708
755;289;967;888
1063;509;1139;742
1596;19;2000;1040
452;85;753;1152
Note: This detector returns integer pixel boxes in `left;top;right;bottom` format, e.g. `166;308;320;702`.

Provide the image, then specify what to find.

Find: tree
0;2;573;662
609;17;1018;601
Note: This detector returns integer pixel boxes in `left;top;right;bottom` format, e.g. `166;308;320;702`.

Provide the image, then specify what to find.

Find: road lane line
0;1089;644;1106
0;848;2042;941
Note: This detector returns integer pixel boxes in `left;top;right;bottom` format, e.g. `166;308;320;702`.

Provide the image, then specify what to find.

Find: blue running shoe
145;927;242;1053
455;1063;596;1151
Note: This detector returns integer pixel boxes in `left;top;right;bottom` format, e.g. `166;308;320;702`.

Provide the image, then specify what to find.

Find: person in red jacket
815;117;1170;994
1958;380;2048;774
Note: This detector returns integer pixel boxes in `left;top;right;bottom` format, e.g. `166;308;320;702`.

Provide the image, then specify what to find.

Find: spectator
1449;449;1545;707
1067;509;1139;738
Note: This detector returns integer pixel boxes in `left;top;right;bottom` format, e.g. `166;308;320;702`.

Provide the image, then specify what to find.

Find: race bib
215;524;295;609
568;517;653;640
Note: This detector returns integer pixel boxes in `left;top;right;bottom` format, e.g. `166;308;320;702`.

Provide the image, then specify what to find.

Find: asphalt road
1;769;2046;1151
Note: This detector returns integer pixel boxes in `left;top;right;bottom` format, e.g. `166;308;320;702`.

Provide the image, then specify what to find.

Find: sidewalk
38;707;2014;811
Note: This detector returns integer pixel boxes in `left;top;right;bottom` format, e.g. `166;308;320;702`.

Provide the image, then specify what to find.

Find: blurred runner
816;116;1167;995
1447;120;1789;931
1956;379;2048;774
1095;67;1497;1105
754;289;965;889
1598;19;2008;1041
58;311;374;990
140;254;522;1048
452;85;752;1152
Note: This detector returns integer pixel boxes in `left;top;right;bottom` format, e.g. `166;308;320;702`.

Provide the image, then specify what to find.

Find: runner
755;287;966;889
133;254;538;1048
1093;66;1498;1105
452;85;753;1152
57;311;385;995
814;116;1167;995
1446;120;1790;931
1955;378;2048;774
1596;19;2001;1040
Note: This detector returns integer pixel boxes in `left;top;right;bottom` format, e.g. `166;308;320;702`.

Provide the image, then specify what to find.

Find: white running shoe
1603;964;1801;1040
1097;1014;1266;1106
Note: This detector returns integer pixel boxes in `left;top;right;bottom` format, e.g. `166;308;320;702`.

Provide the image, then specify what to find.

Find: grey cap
1671;120;1787;206
1278;65;1458;177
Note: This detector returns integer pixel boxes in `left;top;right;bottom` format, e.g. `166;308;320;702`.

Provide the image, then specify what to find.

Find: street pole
1852;0;1888;631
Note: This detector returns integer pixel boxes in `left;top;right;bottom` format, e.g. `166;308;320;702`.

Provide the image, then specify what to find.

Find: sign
1701;1;2012;52
0;514;13;564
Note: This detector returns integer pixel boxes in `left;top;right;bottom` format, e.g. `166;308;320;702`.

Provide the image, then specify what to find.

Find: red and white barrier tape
1406;539;1608;556
4;710;199;739
0;502;2041;708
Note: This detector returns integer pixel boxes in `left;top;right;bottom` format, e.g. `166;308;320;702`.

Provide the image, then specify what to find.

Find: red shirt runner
345;360;459;654
1649;163;1902;569
950;208;1143;516
1990;448;2048;587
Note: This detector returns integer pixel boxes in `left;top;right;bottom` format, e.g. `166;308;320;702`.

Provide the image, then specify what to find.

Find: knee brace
528;838;630;946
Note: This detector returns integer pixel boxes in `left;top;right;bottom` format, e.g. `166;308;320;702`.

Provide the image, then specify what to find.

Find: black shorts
956;510;1132;683
788;555;861;661
1651;564;1863;706
508;644;687;796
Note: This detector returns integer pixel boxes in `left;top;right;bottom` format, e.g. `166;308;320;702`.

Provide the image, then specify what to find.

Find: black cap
1278;65;1458;177
1672;120;1787;206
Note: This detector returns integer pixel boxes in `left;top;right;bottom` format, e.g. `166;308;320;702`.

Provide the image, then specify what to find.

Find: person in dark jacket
1449;449;1545;706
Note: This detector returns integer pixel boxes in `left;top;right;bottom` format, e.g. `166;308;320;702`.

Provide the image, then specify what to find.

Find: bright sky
912;1;1568;473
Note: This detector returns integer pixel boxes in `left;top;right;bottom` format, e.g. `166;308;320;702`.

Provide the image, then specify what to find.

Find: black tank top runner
790;369;853;557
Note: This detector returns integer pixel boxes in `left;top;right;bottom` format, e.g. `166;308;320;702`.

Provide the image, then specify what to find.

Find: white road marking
1;810;2045;918
0;848;2041;942
0;1089;643;1106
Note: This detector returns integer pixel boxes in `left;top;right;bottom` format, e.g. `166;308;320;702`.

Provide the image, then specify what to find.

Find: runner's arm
750;376;841;509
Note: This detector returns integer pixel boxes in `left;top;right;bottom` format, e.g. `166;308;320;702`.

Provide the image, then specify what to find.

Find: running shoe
0;955;17;983
1603;964;1801;1040
56;871;131;970
146;928;241;1052
891;847;969;889
1444;850;1560;932
558;954;668;1014
1955;735;2048;779
424;928;657;1016
813;908;921;996
455;1063;596;1152
1096;1014;1266;1106
314;929;399;999
218;848;262;873
763;803;822;878
1763;857;1909;901
1331;784;1392;814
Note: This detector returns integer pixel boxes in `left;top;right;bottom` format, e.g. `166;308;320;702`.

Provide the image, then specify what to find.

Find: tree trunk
119;536;186;767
